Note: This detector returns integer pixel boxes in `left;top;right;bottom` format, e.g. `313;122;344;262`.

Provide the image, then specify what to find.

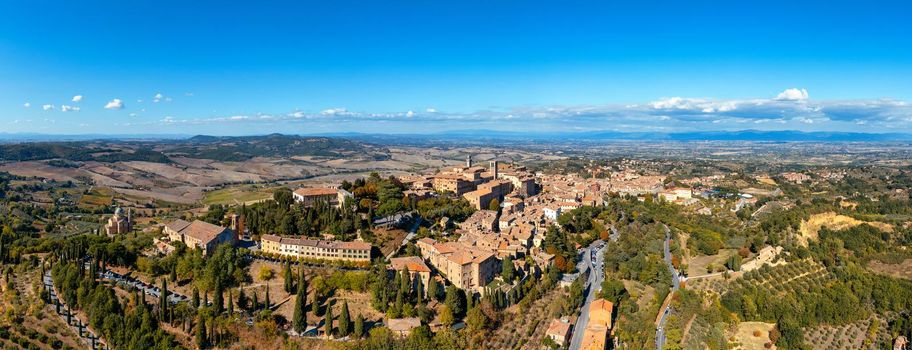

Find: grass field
202;185;278;205
687;249;737;276
77;187;114;207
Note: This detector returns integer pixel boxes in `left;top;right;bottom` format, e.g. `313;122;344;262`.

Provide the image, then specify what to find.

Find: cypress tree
324;303;334;338
338;301;351;337
399;268;410;296
160;279;169;319
283;263;293;293
227;289;234;315
214;283;224;314
196;315;207;349
264;284;270;310
238;288;247;311
192;287;200;308
353;313;364;338
252;291;259;311
427;277;438;301
312;294;320;316
293;277;308;333
416;278;425;302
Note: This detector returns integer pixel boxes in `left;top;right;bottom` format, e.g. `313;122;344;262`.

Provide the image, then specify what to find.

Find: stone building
105;207;132;235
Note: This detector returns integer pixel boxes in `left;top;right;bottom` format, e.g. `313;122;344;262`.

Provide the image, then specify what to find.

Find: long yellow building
260;234;371;262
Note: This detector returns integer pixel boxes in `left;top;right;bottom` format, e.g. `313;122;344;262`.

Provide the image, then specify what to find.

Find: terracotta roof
165;219;191;233
293;187;340;197
179;220;230;244
388;256;431;273
546;319;571;338
589;299;614;329
387;317;421;332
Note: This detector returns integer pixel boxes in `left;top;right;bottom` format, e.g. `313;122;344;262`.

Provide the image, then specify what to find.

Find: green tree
214;282;224;314
293;276;308;334
353;313;365;338
259;266;275;282
599;279;628;303
444;285;465;317
190;287;199;309
416;277;425;302
501;257;515;281
196;315;208;349
439;305;455;326
283;263;294;293
227;289;234;315
427;277;439;301
160;279;169;319
488;198;501;211
466;306;489;333
725;254;742;271
338;301;351;337
237;288;247;311
324;302;334;337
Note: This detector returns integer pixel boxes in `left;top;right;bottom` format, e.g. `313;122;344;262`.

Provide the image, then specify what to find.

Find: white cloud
42;104;55;111
60;105;80;112
775;88;809;101
137;99;143;103
153;93;171;103
184;92;194;97
71;95;83;102
23;102;30;108
426;108;437;113
406;110;415;117
104;99;125;110
321;108;352;116
290;111;306;118
650;97;738;113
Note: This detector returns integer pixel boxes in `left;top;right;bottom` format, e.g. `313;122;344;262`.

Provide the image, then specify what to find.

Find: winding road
656;224;681;350
568;239;608;350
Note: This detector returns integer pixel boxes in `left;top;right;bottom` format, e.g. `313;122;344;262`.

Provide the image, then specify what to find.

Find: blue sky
1;1;910;135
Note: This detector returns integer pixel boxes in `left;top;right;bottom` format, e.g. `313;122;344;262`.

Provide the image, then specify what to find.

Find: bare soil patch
730;321;776;350
867;258;912;280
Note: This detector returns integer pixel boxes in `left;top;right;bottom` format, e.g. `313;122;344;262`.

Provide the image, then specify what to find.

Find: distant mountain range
3;130;912;143
328;130;912;143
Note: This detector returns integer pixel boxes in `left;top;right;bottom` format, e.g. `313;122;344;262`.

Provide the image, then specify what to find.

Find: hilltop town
1;137;912;350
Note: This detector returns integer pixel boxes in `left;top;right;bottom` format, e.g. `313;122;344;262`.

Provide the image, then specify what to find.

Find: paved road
102;269;191;304
386;215;423;260
656;224;681;350
569;239;607;350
